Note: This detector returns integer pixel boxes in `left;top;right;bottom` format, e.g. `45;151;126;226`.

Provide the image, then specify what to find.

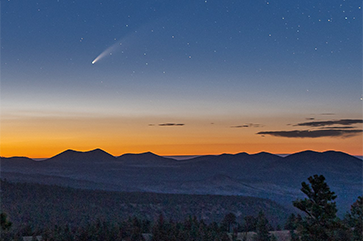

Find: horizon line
1;148;362;160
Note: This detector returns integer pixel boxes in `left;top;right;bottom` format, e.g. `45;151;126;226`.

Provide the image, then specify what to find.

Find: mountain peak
87;148;112;155
0;156;35;162
117;151;176;165
119;151;160;158
285;150;321;158
47;148;115;163
255;151;273;155
322;150;357;157
284;149;360;161
235;152;249;156
140;151;159;156
251;152;282;161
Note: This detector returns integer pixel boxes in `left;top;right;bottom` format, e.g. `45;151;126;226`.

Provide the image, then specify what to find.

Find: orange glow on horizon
1;138;362;159
1;113;362;158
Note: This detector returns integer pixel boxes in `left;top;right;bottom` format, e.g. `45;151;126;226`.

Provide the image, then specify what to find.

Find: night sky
1;0;362;157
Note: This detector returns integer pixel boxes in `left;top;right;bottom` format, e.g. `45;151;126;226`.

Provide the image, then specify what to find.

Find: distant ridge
2;149;362;164
252;151;282;158
0;156;35;163
118;151;162;158
1;149;361;214
0;156;34;161
263;150;362;186
0;157;39;172
45;148;116;163
117;151;177;166
283;150;362;168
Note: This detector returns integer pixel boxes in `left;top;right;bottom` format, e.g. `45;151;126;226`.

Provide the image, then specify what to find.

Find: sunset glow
1;0;362;158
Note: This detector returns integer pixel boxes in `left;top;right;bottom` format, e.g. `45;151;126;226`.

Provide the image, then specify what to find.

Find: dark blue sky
1;0;362;157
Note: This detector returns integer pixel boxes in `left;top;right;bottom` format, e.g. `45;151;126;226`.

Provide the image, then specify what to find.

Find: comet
91;26;144;65
91;41;124;65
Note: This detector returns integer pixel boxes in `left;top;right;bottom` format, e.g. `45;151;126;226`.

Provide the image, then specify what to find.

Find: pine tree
0;213;12;231
290;229;299;241
284;213;297;231
293;174;338;241
347;196;363;241
270;234;277;241
243;215;257;232
222;212;237;233
254;211;270;241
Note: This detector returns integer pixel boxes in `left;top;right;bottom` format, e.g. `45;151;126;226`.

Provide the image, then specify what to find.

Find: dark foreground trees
1;213;12;232
5;215;230;241
346;196;363;241
293;174;362;241
1;212;13;241
254;211;271;241
1;176;362;240
151;214;230;241
292;174;339;240
222;212;237;233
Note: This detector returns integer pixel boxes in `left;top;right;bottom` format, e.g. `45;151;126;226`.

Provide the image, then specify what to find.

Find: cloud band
257;129;362;138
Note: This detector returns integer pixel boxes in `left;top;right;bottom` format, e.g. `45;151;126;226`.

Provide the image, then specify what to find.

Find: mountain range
1;149;362;214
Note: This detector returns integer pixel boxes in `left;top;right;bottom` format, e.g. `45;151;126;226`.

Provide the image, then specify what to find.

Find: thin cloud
321;126;355;129
257;129;363;138
321;113;335;115
305;118;315;120
158;123;185;127
231;125;249;128
295;119;363;127
231;123;261;128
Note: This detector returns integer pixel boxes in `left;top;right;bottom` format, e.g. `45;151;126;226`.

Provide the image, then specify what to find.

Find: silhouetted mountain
180;151;283;180
251;151;283;161
46;148;116;164
117;151;176;166
1;149;361;213
264;150;362;184
1;156;36;170
0;156;35;163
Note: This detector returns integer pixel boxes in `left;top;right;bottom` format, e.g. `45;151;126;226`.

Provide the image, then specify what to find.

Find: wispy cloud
158;123;185;127
320;126;355;129
295;119;363;127
257;129;362;138
231;125;249;128
231;123;261;128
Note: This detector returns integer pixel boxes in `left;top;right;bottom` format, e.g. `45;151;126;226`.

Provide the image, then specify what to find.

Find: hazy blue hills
1;149;362;214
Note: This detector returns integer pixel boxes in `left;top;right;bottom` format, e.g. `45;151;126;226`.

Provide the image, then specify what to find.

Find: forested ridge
1;176;362;240
0;179;288;229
